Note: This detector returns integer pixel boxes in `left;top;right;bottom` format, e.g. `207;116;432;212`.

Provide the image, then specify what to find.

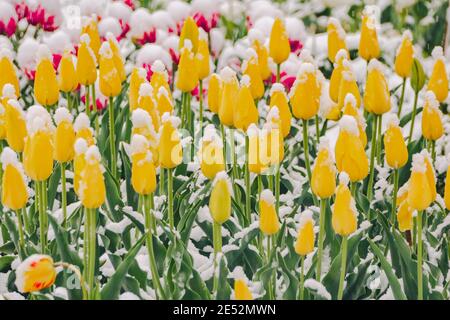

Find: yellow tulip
397;181;409;206
290;63;321;120
74;113;95;146
251;36;271;80
34;45;59;106
137;83;160;132
242;50;264;100
1;147;28;210
0;104;5;140
156;87;174;117
58;49;78;93
364;59;390;114
264;107;284;165
196;33;210;81
53;107;75;163
209;171;232;224
445;163;450;210
234;279;253;300
73;138;88;196
82;16;101;59
329;51;350;103
358;10;380;61
332;173;358;236
5;99;27;152
327;18;348;63
0;48;20;97
129;67;147;111
179;16;199;53
131;108;159;165
130;134;156;195
207;73;222;114
269;83;292;138
312;138;336;199
106;33;126;82
176;40;198;93
150;60;172;101
407;154;432;211
421;150;437;202
247;124;268;175
99;42;122;97
76;34;98;86
384;114;408;169
394;31;414;78
15;254;56;293
79;145;106;209
198;125;225;179
269;18;290;65
218;67;239;127
259;189;280;236
295;211;315;256
337;68;361;110
234;76;259;132
335;116;369;182
427;47;448;103
397;200;413;232
158;113;182;169
422;91;443;141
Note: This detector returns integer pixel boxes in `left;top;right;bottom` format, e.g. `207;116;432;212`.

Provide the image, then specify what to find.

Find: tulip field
0;0;450;301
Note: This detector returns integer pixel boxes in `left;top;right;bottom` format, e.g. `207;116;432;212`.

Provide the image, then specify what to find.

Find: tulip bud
407;154;432;211
248;29;271;80
335;116;369;182
76;34;98;86
158;113;182;169
445;161;450;210
53;107;75;163
332;172;358;236
397;201;413;232
176;40;198;93
150;60;172;101
15;254;56;293
396;181;409;206
247;124;268;175
264;107;284;165
327;18;348;63
34;45;59;106
421;150;437;202
394;31;414;78
156;87;174;117
73;138;88;196
312;137;336;199
209;171;232;224
23;105;54;181
129;67;147;111
290;63;321;120
179;16;199;53
358;9;380;61
131;108;159;165
198;125;225;179
269;18;290;65
295;210;315;256
5;99;27;152
0;48;20;97
58;49;78;93
1;147;28;210
207;73;222;114
106;33;126;82
234;279;253;300
259;189;280;236
269;83;292;138
427;47;448;103
218;67;238;127
329;51;350;103
234;76;259;132
74;113;95;146
364;59;390;115
81;16;101;59
383;114;408;169
138;83;160;132
79;145;106;209
422;91;443;141
99;42;122;97
196;32;210;81
337;68;361;110
242;49;264;100
130;134;156;195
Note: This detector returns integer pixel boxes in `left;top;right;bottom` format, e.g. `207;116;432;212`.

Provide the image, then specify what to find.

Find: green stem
391;169;399;227
61;162;67;227
367;114;378;202
159;168;165;196
167;168;174;231
276;64;281;83
431;140;436;163
109;96;117;179
144;193;166;300
376;114;382;164
316;198;327;281
220;124;227;170
86;207;97;299
212;222;222;297
38;180;47;253
91;84;99;137
267;235;273;299
85;85;91;117
302;119;317;205
407;90;419;145
275;165;280;213
397;78;406;117
315;114;320;145
15;210;25;249
417;210;423;300
245;135;251;226
299;255;305;300
199;80;204;137
337;236;348;300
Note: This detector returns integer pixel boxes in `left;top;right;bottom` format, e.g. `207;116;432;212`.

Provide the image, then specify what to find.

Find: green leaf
410;58;426;93
101;235;146;300
0;255;15;272
216;255;232;299
103;168;124;222
47;163;61;210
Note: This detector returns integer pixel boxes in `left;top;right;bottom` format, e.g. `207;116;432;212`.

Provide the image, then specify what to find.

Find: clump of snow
367;59;385;73
212;171;233;195
74;113;91;132
139;83;154;97
385;113;399;129
85;145;101;164
219;66;237;83
54;107;73;125
240;74;251;87
344;93;357;108
161;112;181;128
260;189;275;205
36;44;52;62
304;279;331;300
411;153;426;173
339;171;350;186
339;115;359;136
99;41;113;59
74;138;88;155
2;84;16;99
